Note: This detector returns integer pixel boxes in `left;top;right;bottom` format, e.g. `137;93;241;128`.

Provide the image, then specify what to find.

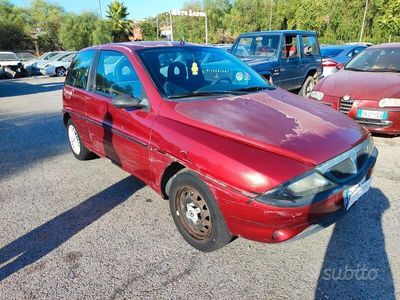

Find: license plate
343;177;372;210
357;109;388;120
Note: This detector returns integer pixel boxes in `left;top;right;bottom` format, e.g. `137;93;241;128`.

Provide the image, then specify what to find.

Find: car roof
238;30;316;37
369;43;400;49
83;41;207;52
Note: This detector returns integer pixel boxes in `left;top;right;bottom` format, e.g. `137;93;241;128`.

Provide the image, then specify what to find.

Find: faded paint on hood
172;89;367;165
319;69;400;99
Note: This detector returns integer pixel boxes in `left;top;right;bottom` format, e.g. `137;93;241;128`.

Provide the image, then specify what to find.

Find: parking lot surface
0;77;399;299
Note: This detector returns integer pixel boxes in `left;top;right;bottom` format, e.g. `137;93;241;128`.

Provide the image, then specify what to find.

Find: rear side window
302;36;320;57
65;50;95;89
94;50;143;99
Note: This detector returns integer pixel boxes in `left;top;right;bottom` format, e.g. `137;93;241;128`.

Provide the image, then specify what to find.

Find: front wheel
169;171;232;252
299;76;316;98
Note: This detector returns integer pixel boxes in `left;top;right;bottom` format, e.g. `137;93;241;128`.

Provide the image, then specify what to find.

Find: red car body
62;42;377;246
311;43;400;135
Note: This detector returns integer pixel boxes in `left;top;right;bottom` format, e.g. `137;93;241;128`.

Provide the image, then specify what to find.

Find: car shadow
0;113;69;179
0;176;144;281
314;188;395;299
0;79;64;98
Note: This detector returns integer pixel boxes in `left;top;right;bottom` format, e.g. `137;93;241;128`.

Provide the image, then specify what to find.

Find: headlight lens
379;98;400;107
257;171;336;204
309;91;324;101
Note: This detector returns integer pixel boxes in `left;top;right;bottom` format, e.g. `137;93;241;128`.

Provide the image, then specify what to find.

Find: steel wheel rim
68;125;81;155
175;186;212;240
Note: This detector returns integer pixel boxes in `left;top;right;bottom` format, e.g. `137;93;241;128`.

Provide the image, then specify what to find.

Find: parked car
63;42;377;251
309;43;400;135
212;44;233;51
0;51;24;79
24;51;62;75
40;52;76;76
321;44;367;77
230;30;323;97
15;51;35;62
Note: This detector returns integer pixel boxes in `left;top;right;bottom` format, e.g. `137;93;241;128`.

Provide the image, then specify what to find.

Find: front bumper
312;96;400;135
209;146;377;244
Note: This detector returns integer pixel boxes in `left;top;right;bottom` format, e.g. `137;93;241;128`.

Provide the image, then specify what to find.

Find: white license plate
357;109;387;120
343;178;372;210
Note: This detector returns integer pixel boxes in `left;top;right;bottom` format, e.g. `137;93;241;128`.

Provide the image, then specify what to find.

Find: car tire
169;171;232;252
56;67;66;77
67;119;93;160
299;76;316;98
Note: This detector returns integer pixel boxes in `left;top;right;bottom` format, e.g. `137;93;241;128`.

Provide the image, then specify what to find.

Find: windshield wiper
344;67;364;72
367;68;400;73
233;86;270;93
168;90;235;99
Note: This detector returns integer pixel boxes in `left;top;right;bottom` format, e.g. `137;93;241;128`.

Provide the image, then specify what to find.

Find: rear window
321;48;344;58
65;50;95;89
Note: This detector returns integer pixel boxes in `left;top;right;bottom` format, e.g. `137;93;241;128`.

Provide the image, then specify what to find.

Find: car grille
339;97;354;114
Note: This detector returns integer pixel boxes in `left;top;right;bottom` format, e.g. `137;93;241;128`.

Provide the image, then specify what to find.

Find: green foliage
59;13;112;50
140;18;158;40
0;0;32;50
106;0;131;42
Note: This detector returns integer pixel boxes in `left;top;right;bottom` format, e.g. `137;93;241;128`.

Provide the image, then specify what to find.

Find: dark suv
230;30;323;97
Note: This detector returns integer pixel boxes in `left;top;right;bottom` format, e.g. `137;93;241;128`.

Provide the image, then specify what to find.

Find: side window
302;36;320;57
348;47;364;58
95;50;143;99
282;35;299;59
65;50;95;89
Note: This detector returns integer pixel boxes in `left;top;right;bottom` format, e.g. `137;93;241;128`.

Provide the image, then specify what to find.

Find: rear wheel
169;171;232;252
299;75;316;98
67;119;93;160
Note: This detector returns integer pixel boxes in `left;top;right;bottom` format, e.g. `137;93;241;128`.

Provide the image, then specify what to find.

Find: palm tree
106;0;131;42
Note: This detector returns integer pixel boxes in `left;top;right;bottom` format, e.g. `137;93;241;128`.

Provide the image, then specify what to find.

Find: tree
376;0;400;42
106;0;131;42
28;0;64;52
92;20;113;45
0;0;32;50
59;13;112;50
140;18;158;40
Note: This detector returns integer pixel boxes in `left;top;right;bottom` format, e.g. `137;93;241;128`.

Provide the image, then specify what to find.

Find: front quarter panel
150;100;312;196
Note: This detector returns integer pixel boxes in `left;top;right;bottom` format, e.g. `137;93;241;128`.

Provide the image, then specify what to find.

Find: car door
279;34;301;90
85;49;153;181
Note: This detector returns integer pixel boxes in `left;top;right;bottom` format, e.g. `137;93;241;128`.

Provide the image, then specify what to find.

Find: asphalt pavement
0;77;399;299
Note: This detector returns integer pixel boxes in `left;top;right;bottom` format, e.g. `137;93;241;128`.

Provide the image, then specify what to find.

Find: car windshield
0;52;19;61
321;48;344;58
345;47;400;72
231;35;280;61
137;46;273;99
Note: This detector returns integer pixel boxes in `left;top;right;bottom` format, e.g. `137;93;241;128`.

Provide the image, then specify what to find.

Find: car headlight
309;91;324;101
378;98;400;108
256;171;336;204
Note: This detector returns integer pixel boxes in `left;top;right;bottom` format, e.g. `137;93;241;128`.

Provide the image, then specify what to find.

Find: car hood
170;89;367;166
319;69;400;99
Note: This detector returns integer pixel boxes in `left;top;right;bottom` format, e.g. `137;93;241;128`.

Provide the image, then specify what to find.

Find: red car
62;42;377;251
310;43;400;135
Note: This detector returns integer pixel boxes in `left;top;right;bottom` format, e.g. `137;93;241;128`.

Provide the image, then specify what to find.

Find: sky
10;0;188;19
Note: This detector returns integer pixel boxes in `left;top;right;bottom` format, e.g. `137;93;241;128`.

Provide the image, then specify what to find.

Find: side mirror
112;94;145;109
